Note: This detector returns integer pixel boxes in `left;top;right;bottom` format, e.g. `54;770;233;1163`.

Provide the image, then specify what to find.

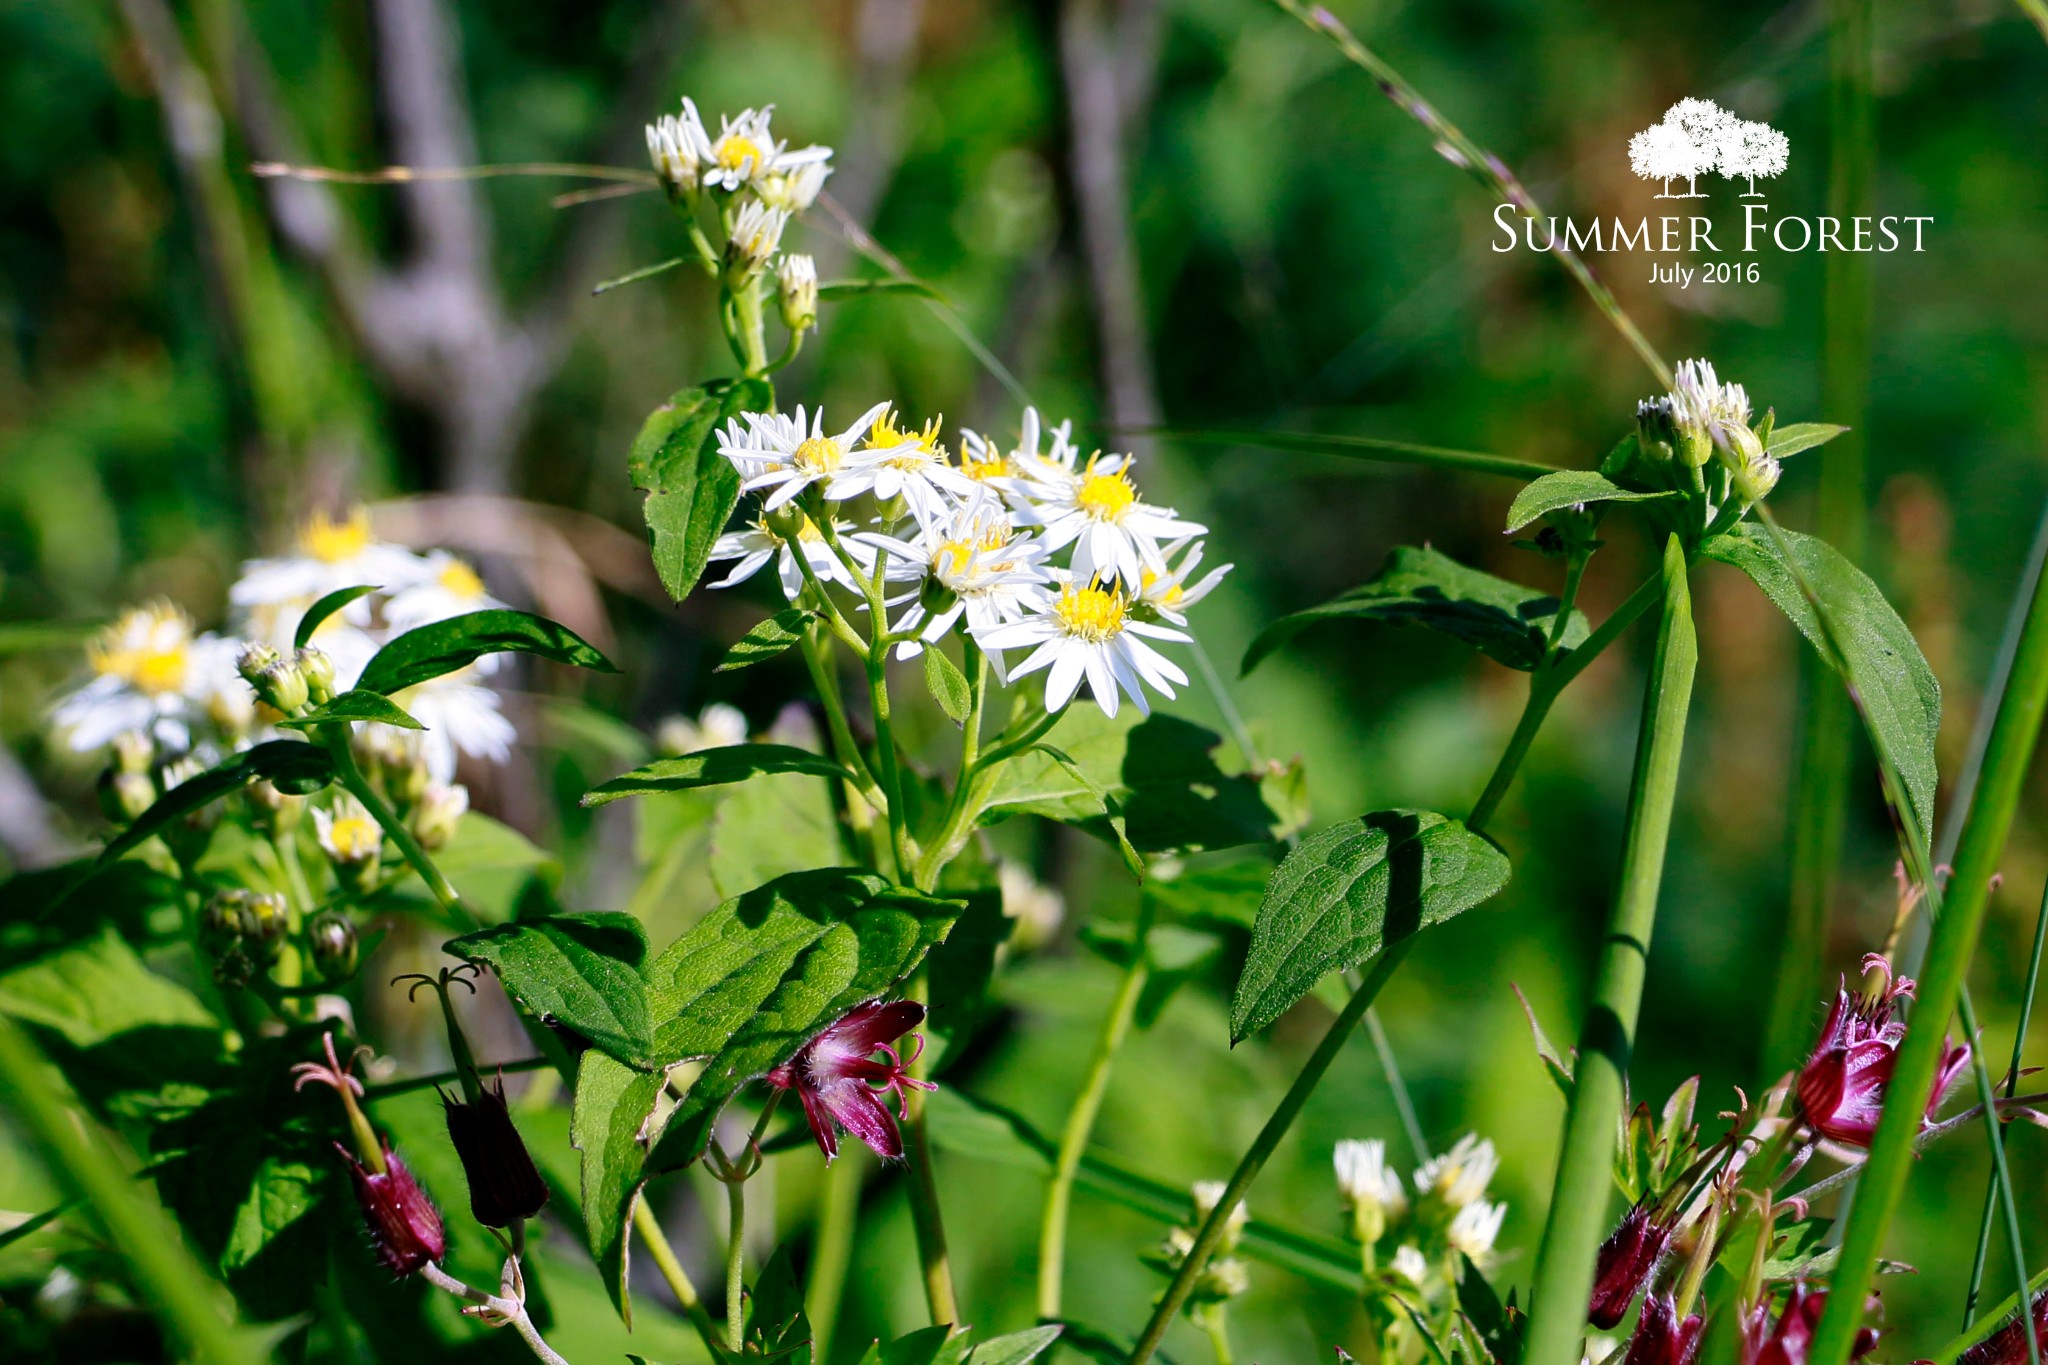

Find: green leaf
0;927;215;1047
572;1049;669;1325
294;585;380;648
1701;523;1941;844
220;1158;319;1273
355;609;616;696
922;647;972;724
709;769;842;901
876;1326;961;1365
1145;428;1554;480
1028;743;1142;878
968;1327;1064;1365
1231;810;1511;1041
278;688;423;731
445;912;652;1064
1243;546;1586;675
630;378;772;602
641;869;963;1171
1765;422;1849;459
717;608;817;672
817;277;943;301
746;1245;812;1364
1504;470;1679;534
582;745;854;807
100;741;334;863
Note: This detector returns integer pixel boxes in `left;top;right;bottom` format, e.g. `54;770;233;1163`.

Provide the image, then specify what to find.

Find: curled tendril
290;1030;370;1097
392;963;483;1003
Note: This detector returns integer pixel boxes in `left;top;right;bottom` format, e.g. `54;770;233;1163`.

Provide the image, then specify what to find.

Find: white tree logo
1628;98;1788;199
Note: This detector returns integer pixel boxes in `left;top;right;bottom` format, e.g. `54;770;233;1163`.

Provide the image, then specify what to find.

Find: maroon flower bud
1742;1285;1878;1365
765;1000;937;1162
1623;1294;1703;1365
1959;1288;2048;1365
340;1141;445;1277
1590;1201;1675;1329
441;1076;550;1228
1795;955;1970;1148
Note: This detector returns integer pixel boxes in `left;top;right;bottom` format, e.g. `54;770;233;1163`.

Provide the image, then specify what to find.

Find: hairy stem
1039;898;1155;1318
1524;536;1696;1365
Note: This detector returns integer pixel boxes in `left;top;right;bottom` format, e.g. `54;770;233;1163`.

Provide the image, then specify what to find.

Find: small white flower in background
384;552;503;634
885;497;1049;658
229;508;428;614
52;603;241;753
646;101;707;195
725;200;790;283
1389;1243;1430;1287
776;253;819;334
720;402;895;512
1446;1198;1507;1262
976;575;1190;718
1137;538;1231;626
707;511;884;600
1414;1132;1499;1211
1191;1180;1249;1247
997;859;1064;950
314;793;383;867
410;783;469;852
758;159;832;213
1015;449;1205;586
1334;1139;1408;1243
831;410;982;531
658;702;751;756
980;406;1078;485
391;676;517;784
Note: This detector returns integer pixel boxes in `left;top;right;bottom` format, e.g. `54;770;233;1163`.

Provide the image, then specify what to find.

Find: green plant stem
1126;561;1656;1365
1524;536;1697;1365
631;1199;724;1355
808;1146;863;1360
724;1171;747;1352
1964;874;2048;1322
902;971;960;1325
1766;0;1875;1081
1200;1305;1235;1365
1810;548;2048;1365
320;729;473;927
1039;898;1156;1319
0;1017;258;1364
1365;1006;1429;1161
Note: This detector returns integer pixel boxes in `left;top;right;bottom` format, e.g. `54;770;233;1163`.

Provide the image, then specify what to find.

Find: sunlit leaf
279;689;423;732
717;608;817;672
445;911;651;1064
1504;469;1678;534
582;745;854;807
355;609;616;695
630;377;773;602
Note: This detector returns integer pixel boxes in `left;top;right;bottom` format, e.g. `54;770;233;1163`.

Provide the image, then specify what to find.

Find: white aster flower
1668;357;1751;441
776;253;819;333
695;103;831;195
1015;450;1205;586
831;410;982;530
51;604;243;753
720;402;893;513
313;793;383;867
1136;538;1231;626
1446;1199;1506;1262
884;497;1049;661
658;703;751;756
229;507;429;613
1414;1133;1499;1212
390;674;516;784
706;511;884;600
725;200;790;281
646;101;707;195
1334;1139;1408;1231
957;406;1077;493
757;159;832;213
974;576;1190;718
383;552;503;634
1191;1181;1249;1248
1389;1244;1430;1287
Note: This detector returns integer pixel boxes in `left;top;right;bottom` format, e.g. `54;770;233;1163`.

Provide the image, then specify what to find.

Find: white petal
1045;647;1086;712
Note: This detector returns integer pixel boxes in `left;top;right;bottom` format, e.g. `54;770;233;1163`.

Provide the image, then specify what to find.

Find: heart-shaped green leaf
1231;809;1510;1042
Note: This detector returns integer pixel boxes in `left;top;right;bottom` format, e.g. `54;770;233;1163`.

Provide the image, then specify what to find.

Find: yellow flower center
716;135;763;174
1140;567;1183;606
89;606;193;695
793;437;843;474
959;449;1008;481
1052;582;1128;644
792;513;826;543
301;508;373;563
327;816;382;862
868;412;947;467
1076;466;1137;521
438;559;485;599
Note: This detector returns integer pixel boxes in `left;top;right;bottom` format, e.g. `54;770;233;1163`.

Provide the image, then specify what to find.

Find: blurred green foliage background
1;0;2045;1358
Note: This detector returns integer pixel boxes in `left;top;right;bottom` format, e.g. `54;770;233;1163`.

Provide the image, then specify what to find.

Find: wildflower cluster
711;402;1227;717
1335;1133;1506;1322
1603;358;1796;537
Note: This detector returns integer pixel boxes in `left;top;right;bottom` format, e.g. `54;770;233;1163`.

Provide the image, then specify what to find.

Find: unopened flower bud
441;1076;550;1228
410;784;468;853
243;892;289;963
1191;1180;1249;1255
777;253;818;333
157;757;217;860
308;910;359;983
295;647;336;705
201;889;251;954
1589;1202;1674;1330
1620;1293;1703;1365
236;642;282;688
342;1143;446;1277
250;656;309;715
646;111;702;198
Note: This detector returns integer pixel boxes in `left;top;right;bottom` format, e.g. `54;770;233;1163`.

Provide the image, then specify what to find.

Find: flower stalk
1524;535;1697;1365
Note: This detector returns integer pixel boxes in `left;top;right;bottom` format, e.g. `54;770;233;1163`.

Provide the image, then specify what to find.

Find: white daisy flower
706;511;885;600
882;498;1049;662
313;792;383;868
1668;357;1751;440
974;576;1190;718
1446;1199;1506;1262
756;158;832;212
646;102;706;195
693;103;831;195
1334;1139;1409;1225
957;406;1078;493
725;199;790;280
383;552;503;634
1137;537;1231;625
658;702;751;756
830;410;982;530
51;604;243;753
720;402;893;513
1015;450;1205;586
1389;1244;1430;1287
1414;1133;1499;1212
229;508;429;614
390;674;516;784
